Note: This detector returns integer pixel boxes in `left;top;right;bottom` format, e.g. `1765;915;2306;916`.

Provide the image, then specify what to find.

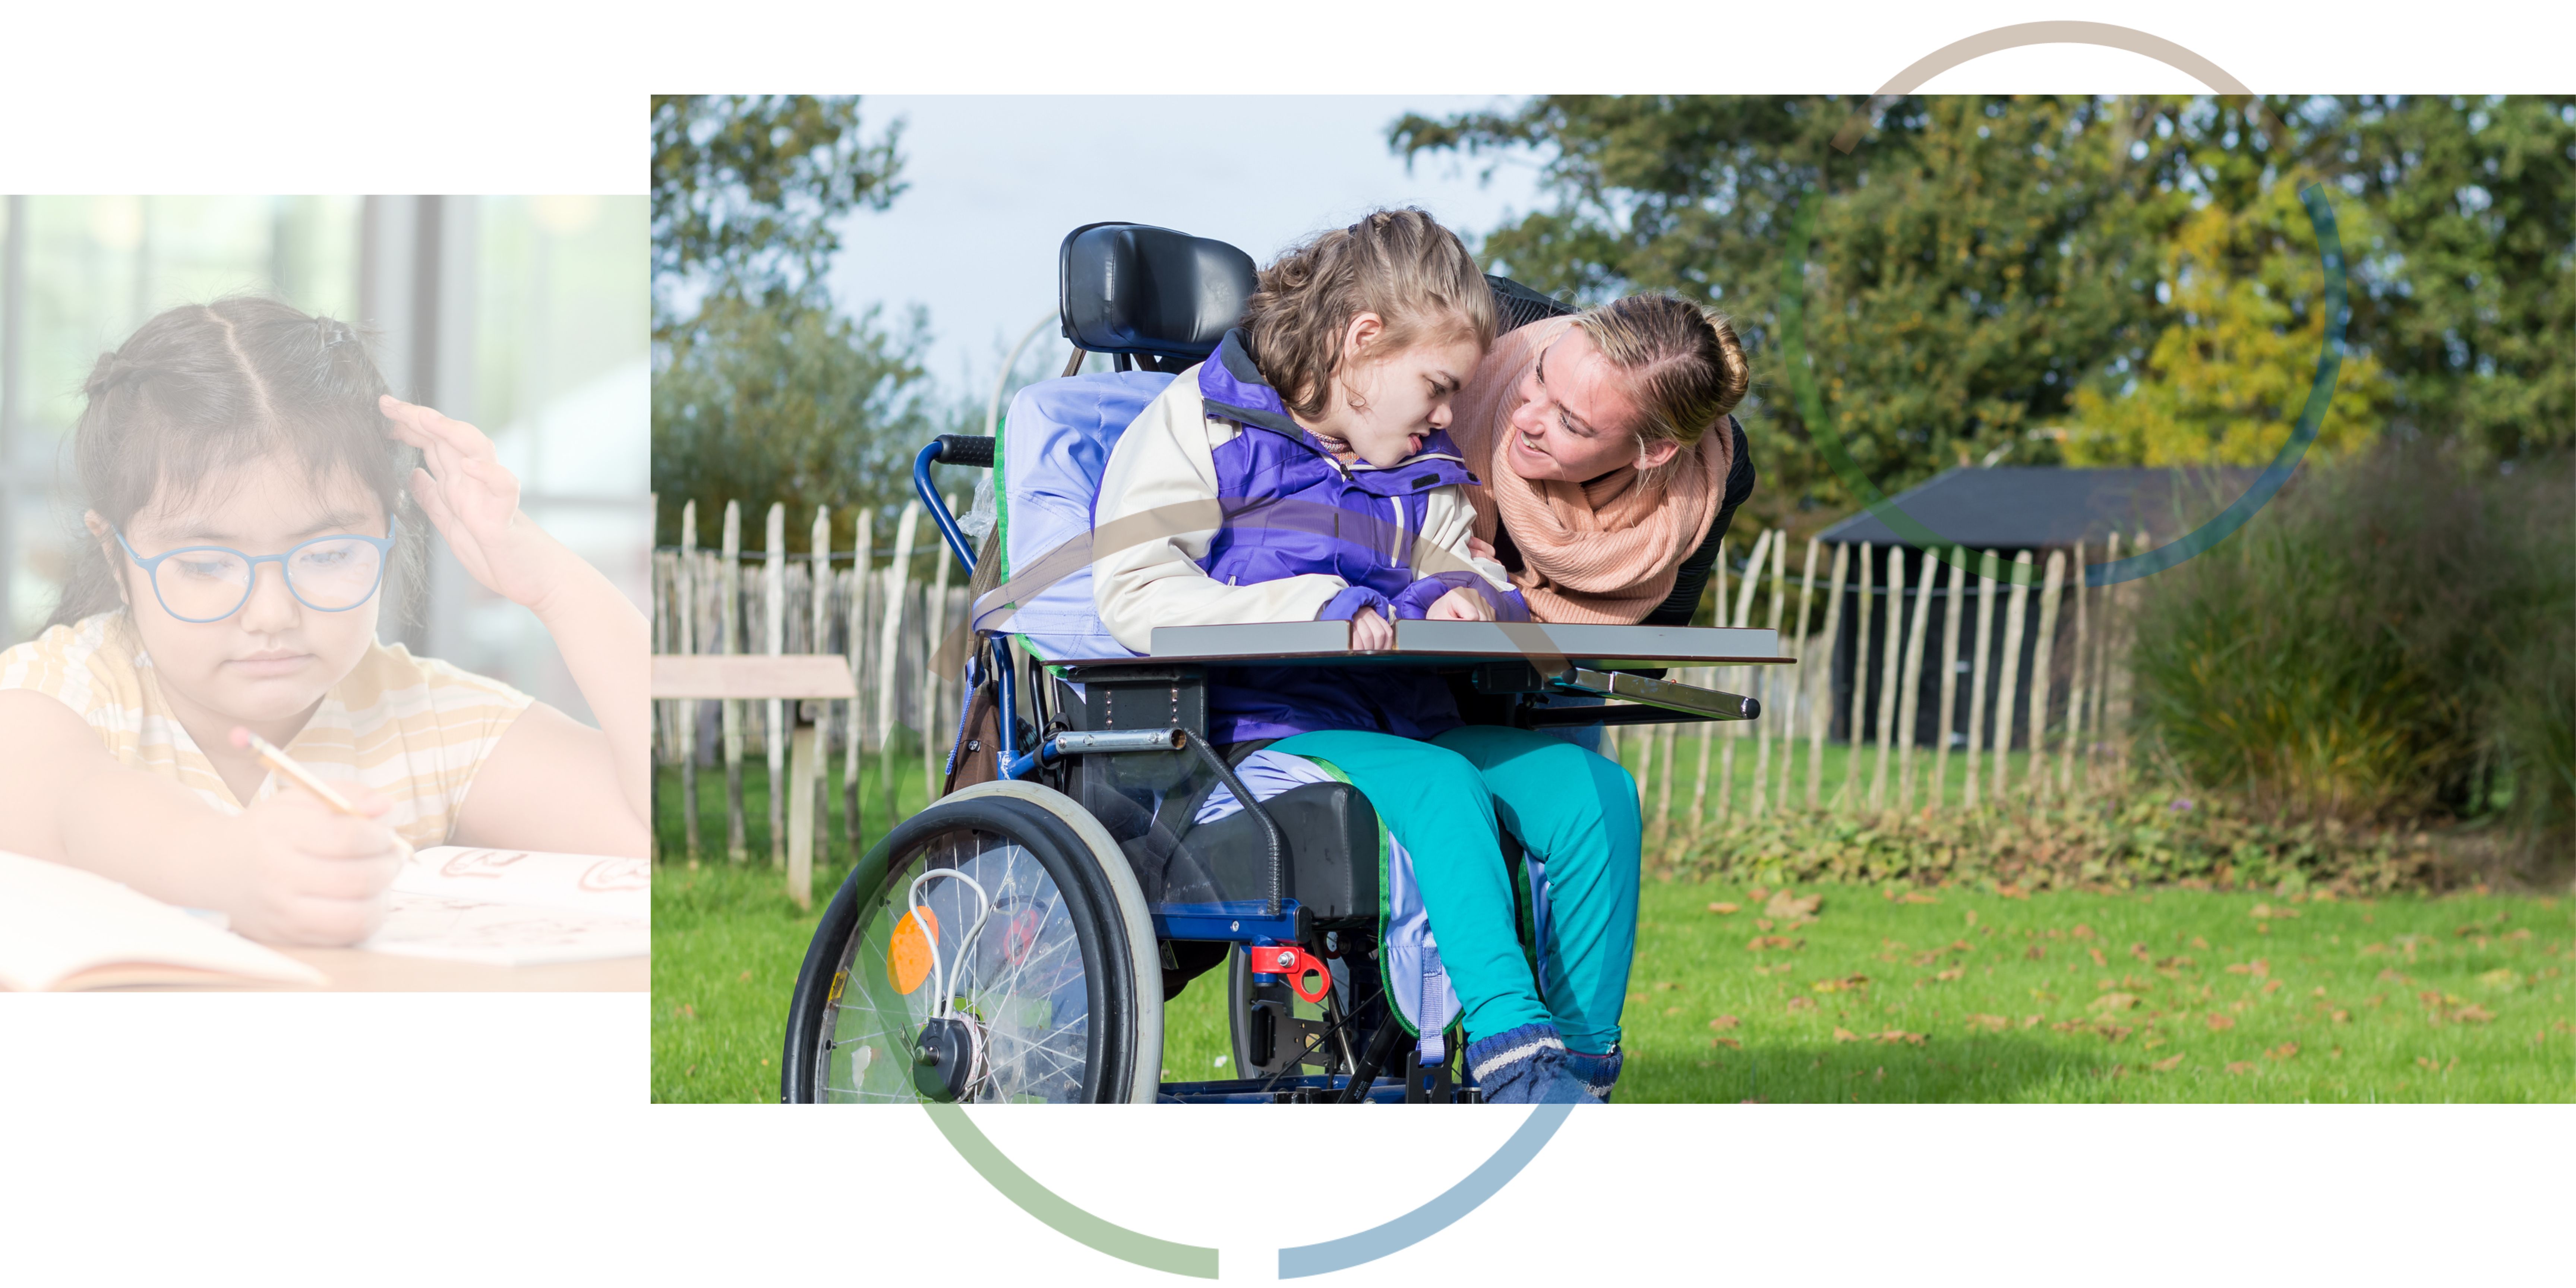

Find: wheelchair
780;222;1784;1104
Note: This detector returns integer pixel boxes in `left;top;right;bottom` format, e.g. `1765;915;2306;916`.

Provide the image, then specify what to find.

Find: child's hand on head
221;784;406;946
1425;586;1495;622
380;395;570;613
1349;607;1394;651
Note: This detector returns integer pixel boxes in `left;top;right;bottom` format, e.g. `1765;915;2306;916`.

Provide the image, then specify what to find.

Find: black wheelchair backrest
1059;222;1258;364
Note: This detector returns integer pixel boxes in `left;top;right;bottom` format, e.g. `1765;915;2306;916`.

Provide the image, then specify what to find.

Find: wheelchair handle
913;439;986;572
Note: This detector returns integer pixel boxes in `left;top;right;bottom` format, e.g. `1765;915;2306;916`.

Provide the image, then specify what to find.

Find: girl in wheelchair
1091;208;1639;1104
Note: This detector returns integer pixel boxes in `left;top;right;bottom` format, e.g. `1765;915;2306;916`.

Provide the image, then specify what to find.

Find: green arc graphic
922;1103;1221;1278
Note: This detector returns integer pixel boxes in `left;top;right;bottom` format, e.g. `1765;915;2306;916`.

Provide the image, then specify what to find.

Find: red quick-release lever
1247;943;1333;1005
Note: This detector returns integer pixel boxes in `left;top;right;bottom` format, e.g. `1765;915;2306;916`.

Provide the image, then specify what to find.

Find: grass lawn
656;759;2576;1104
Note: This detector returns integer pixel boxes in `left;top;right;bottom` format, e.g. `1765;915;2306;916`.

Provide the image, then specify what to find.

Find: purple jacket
1189;330;1530;744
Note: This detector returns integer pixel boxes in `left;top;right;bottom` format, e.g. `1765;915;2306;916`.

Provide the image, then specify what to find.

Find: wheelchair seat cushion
985;369;1174;662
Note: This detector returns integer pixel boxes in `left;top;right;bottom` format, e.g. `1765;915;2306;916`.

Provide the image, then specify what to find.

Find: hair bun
82;352;136;399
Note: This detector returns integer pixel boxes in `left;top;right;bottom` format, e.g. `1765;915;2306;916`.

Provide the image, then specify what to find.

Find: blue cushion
985;370;1175;663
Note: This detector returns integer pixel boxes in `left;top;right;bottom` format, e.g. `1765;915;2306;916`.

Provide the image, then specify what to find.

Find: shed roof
1815;465;2261;548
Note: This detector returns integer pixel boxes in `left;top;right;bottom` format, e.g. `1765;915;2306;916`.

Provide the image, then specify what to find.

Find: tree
651;95;927;551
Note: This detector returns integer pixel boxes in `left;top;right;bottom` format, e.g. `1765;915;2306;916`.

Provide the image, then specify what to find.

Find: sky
823;95;1552;407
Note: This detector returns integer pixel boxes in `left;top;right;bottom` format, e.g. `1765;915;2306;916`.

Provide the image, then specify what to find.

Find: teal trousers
1266;725;1640;1053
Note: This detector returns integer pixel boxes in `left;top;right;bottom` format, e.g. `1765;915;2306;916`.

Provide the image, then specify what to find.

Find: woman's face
1303;312;1485;469
96;457;389;730
1504;326;1671;483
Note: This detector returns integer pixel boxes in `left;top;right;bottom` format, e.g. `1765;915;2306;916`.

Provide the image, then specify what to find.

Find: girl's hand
1426;586;1496;622
380;395;570;613
1350;607;1394;650
1466;536;1497;563
221;786;407;946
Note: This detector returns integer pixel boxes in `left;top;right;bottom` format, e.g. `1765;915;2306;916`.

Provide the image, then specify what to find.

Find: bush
2125;441;2573;857
1654;789;2447;896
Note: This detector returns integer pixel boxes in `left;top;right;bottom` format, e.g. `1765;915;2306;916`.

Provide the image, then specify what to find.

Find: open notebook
0;850;326;991
370;846;649;966
0;845;648;989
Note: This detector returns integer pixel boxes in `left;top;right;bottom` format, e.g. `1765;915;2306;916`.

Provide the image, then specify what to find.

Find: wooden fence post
1869;543;1904;810
1963;549;1996;810
1895;544;1936;812
721;500;747;862
2027;549;2066;805
1751;532;1787;818
1720;529;1769;821
1991;550;2034;801
811;504;834;856
878;501;921;827
765;503;788;866
2059;540;2091;798
1778;538;1820;814
678;501;700;862
845;512;872;847
1806;542;1849;809
1931;548;1966;811
1838;542;1872;813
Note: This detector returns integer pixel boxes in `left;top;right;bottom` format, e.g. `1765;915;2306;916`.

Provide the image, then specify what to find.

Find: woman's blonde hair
1241;207;1496;421
1572;293;1751;459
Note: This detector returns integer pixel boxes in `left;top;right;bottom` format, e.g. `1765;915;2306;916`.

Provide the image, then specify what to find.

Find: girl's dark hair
1241;207;1497;422
45;296;424;631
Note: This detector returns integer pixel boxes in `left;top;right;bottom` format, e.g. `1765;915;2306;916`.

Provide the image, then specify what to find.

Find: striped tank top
0;612;532;848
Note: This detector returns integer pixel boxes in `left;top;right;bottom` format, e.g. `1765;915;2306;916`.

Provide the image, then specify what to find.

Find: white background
4;3;2571;1285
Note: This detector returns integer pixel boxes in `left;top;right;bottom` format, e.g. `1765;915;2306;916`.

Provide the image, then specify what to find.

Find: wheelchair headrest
1059;222;1258;363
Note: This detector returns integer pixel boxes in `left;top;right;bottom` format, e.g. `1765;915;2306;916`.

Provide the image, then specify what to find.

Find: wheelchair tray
1059;620;1791;670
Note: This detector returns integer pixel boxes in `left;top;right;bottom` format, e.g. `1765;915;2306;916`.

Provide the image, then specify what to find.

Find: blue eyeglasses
114;518;399;624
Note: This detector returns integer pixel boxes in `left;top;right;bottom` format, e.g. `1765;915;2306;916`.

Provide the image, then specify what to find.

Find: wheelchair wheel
782;781;1162;1104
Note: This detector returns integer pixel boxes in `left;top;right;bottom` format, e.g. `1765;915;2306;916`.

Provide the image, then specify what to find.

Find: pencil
228;727;416;862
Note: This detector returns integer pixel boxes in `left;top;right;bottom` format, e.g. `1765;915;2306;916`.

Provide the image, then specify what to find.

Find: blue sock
1465;1023;1588;1104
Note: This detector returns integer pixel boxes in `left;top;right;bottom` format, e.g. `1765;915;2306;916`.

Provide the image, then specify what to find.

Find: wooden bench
653;655;858;908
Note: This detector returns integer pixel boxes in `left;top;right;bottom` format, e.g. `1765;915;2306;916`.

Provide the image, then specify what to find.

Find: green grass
656;759;2576;1103
1607;732;2053;823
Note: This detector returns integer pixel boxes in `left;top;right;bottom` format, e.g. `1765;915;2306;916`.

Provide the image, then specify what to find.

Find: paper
0;850;325;991
361;846;649;965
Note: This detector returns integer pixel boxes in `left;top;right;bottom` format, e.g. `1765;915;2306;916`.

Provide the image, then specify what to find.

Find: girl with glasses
0;297;647;947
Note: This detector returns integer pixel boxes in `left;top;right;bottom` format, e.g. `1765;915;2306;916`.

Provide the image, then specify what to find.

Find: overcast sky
824;95;1551;405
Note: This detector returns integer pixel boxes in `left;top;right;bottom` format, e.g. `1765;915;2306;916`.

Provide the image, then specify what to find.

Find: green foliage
651;95;938;552
2125;440;2575;849
650;94;906;315
1393;95;2576;524
1655;787;2450;897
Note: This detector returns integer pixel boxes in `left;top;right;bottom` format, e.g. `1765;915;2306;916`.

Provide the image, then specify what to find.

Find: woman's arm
1641;416;1757;628
1091;381;1355;653
379;396;650;850
0;690;405;944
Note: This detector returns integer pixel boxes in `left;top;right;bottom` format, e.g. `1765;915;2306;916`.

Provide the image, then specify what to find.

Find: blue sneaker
1563;1046;1624;1103
1464;1023;1589;1104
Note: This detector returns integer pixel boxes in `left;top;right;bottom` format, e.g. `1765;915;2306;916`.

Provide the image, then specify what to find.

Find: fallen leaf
2261;979;2283;995
1875;1030;1927;1045
2150;1054;2185;1072
1710;1014;1740;1030
2477;968;2519;990
1747;935;1802;951
1899;892;1940;904
2022;1016;2045;1028
2225;963;2254;975
1832;1027;1861;1042
1709;1036;1741;1049
2266;1042;2299;1060
1997;883;2029;900
1786;997;1817;1013
1755;918;1775;931
736;970;753;982
2225;1061;2256;1075
2130;943;2152;962
2207;1013;2236;1032
1748;886;1772;903
2026;945;2046;960
1965;1014;2011;1033
2070;924;2097;940
1935;967;1965;982
2089;947;2109;967
1765;891;1824;921
1654;980;1679;991
1663;1006;1683;1016
2455;1004;2497;1024
675;1003;697;1021
1707;902;1740;915
1812;974;1871;994
2091;992;2143;1013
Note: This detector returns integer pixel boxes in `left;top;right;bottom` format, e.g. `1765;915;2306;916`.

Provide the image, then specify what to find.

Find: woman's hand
1349;607;1394;650
217;786;406;946
380;395;571;613
1426;586;1496;622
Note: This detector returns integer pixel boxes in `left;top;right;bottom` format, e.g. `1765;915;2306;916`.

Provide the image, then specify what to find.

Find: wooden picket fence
650;499;2149;866
1614;529;2146;840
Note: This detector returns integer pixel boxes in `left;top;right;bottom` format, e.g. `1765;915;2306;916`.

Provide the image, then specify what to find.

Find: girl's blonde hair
47;296;423;631
1571;293;1751;461
1241;207;1496;420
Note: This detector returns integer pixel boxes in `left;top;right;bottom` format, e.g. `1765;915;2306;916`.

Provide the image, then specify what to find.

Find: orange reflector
889;907;940;995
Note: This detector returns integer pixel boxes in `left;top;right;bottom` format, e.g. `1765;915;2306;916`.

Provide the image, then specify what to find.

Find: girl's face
1303;312;1484;469
95;457;389;729
1505;327;1674;483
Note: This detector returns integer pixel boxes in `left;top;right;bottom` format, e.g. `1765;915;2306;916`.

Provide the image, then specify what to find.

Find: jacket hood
1198;329;1478;484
